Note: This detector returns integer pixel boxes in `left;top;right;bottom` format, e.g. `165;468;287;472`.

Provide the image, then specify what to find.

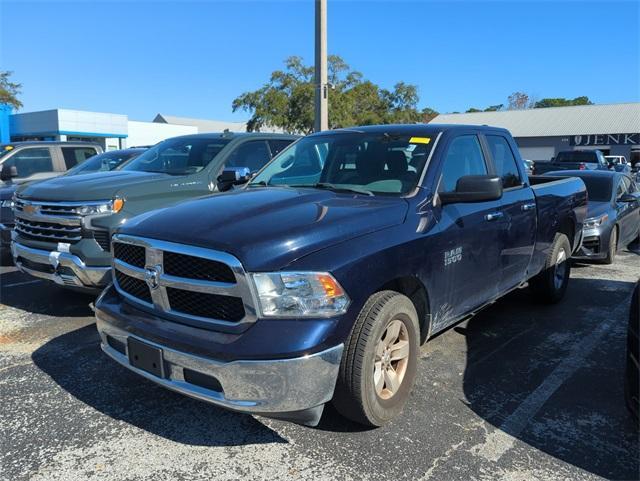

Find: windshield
579;176;613;202
122;137;230;175
66;150;141;175
556;151;599;163
0;145;15;159
250;133;435;196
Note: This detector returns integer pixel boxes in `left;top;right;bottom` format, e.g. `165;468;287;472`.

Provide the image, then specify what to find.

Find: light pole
314;0;328;132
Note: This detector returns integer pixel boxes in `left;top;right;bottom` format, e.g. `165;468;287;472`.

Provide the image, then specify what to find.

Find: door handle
521;203;536;211
485;212;504;221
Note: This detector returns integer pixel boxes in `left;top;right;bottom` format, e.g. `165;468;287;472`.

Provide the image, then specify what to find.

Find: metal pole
314;0;328;132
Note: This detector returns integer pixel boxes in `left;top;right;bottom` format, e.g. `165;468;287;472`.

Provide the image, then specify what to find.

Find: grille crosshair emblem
144;265;161;290
23;204;38;215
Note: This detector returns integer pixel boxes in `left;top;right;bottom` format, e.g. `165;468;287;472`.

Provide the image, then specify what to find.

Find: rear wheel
603;227;618;265
530;233;571;304
333;291;420;426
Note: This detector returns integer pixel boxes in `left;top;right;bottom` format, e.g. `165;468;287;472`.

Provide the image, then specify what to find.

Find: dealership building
432;102;640;166
0;108;261;150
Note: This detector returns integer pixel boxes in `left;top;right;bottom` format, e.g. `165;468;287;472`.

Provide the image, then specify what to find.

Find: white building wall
57;109;128;137
126;121;197;147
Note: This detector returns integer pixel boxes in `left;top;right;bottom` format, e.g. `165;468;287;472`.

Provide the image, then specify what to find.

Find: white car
605;155;630;173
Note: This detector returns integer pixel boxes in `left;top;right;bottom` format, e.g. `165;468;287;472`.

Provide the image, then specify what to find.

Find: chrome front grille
111;234;257;332
14;198;82;244
14;218;82;242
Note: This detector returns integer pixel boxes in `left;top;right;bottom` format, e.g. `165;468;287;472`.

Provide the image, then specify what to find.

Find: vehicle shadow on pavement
0;270;95;317
31;324;287;447
461;277;639;480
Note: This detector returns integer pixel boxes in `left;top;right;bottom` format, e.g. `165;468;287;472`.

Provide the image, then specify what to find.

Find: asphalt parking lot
1;249;639;481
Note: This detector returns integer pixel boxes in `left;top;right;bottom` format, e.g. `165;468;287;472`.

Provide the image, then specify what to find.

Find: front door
484;134;537;293
430;134;502;327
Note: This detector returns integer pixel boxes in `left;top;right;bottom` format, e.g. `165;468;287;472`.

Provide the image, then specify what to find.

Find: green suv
12;132;298;292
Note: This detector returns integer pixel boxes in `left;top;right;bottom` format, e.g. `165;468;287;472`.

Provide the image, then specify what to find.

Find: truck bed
527;175;588;276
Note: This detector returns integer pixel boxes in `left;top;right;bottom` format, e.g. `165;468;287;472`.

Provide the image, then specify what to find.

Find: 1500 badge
444;247;462;266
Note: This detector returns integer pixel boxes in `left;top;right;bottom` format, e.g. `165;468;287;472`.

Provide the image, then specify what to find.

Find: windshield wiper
313;183;374;196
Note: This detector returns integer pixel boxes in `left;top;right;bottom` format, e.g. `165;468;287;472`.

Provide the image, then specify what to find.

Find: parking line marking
469;304;626;463
2;280;43;288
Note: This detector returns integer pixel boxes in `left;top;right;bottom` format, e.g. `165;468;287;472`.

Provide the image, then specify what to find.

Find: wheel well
559;217;576;249
378;276;431;344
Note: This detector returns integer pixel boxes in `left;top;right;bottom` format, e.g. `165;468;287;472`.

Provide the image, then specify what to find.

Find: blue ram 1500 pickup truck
95;124;587;427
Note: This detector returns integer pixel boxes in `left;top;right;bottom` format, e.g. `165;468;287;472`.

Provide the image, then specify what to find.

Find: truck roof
165;132;300;141
1;140;101;147
309;123;511;137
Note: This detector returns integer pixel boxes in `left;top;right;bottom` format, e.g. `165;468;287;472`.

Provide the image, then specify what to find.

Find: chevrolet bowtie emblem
23;205;37;214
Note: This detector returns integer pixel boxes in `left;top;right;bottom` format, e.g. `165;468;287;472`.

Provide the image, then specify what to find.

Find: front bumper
96;316;343;420
574;228;607;260
11;240;111;291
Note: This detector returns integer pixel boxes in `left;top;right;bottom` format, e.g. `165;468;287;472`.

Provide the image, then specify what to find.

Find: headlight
75;197;125;215
584;214;608;229
1;200;14;208
251;272;350;318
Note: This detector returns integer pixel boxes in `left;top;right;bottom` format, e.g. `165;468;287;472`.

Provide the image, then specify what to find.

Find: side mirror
618;193;637;203
439;175;503;204
0;164;18;182
217;166;252;192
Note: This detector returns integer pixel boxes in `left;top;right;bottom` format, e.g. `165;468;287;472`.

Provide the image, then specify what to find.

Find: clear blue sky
2;0;639;121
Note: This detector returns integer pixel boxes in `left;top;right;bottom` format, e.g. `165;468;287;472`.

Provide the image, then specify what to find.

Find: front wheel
530;233;571;304
603;227;618;265
333;291;420;427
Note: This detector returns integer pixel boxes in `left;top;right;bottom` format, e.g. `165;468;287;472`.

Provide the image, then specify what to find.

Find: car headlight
251;272;350;318
584;214;608;229
1;200;14;208
75;197;124;215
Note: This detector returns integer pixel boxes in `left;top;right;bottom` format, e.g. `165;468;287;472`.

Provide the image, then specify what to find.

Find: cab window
486;135;522;188
61;147;98;169
438;135;488;193
3;148;54;178
225;140;271;173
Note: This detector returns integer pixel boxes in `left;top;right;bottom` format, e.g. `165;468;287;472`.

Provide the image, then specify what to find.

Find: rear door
484;134;537;293
431;133;502;321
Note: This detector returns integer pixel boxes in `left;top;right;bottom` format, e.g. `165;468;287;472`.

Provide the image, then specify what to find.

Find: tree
0;71;22;110
533;96;593;108
507;91;530;110
232;56;426;133
421;107;439;123
466;107;482;113
484;104;503;112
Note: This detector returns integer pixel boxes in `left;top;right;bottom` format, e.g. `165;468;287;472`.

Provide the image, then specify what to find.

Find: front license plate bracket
127;338;164;378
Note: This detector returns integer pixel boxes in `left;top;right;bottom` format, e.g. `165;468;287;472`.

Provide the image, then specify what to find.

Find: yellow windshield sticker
4;145;13;151
409;137;431;144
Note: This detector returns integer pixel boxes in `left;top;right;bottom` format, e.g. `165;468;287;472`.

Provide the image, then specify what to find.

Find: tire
603;227;618;265
333;291;420;427
529;233;571;304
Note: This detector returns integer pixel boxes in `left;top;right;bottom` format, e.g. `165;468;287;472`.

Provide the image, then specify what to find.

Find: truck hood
120;187;409;271
16;171;170;201
0;183;17;201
